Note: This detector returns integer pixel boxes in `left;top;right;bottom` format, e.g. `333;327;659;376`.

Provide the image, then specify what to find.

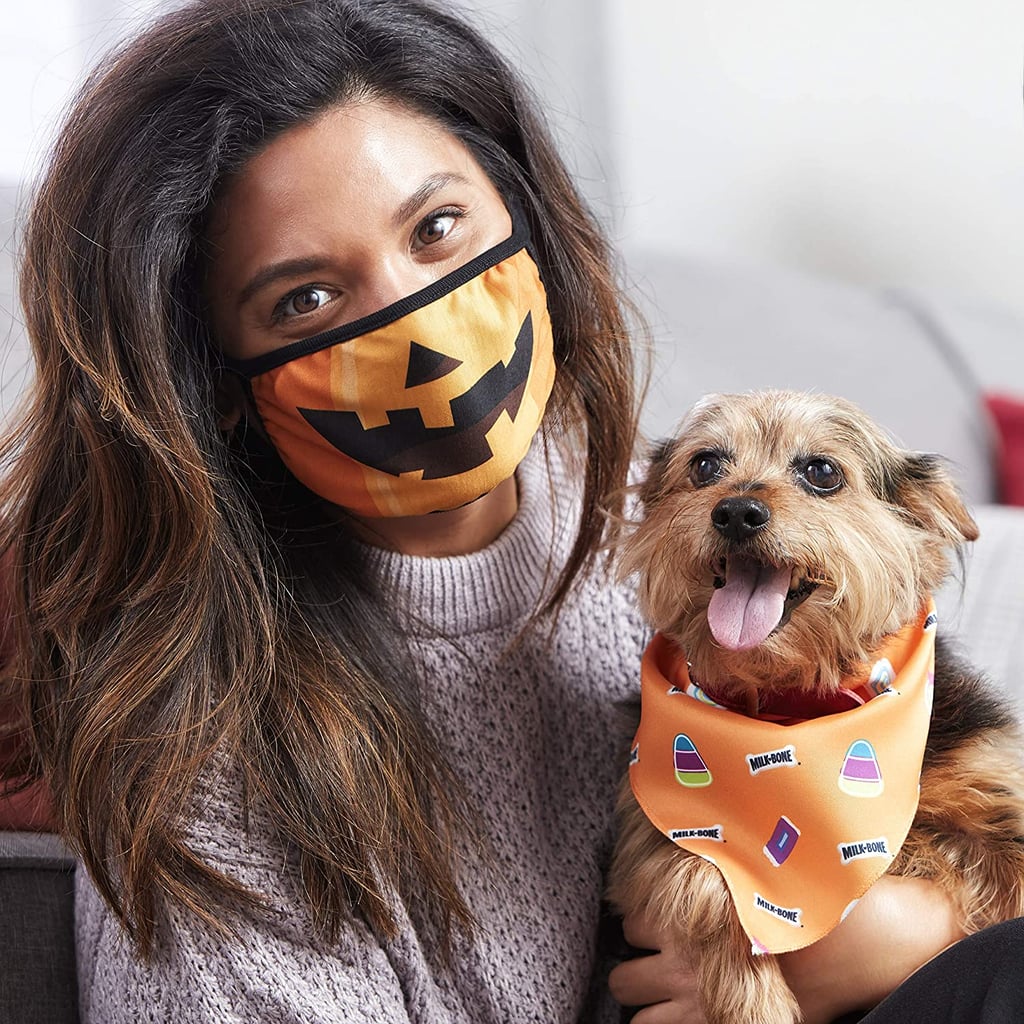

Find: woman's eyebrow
392;171;471;228
237;256;332;309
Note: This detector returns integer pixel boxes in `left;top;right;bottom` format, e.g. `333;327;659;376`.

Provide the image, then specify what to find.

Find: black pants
836;917;1024;1023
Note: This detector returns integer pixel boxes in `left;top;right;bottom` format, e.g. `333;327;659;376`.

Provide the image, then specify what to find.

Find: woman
0;0;977;1020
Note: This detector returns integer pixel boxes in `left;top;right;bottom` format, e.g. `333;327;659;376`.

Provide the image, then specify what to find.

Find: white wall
604;0;1024;322
10;0;1022;322
2;0;1022;393
1;1;171;183
1;0;605;188
453;0;616;215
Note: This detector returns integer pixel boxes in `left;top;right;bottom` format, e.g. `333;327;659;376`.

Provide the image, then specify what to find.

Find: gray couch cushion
0;832;78;1024
937;504;1024;709
1;181;31;425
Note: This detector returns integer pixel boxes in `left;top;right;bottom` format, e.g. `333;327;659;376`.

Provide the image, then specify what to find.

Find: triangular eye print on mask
299;312;533;480
404;340;463;388
224;213;556;517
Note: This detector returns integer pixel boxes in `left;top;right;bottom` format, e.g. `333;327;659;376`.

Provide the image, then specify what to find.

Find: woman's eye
278;286;333;319
415;211;459;247
690;452;724;487
801;458;844;493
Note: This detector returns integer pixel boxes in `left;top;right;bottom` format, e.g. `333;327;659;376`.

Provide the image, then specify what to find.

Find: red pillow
986;393;1024;506
0;562;56;832
0;774;55;832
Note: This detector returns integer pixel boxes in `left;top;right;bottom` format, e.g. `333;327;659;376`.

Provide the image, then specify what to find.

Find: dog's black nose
711;496;771;540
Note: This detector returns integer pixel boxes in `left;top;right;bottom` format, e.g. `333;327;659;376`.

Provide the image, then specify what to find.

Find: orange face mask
629;603;936;955
224;213;556;517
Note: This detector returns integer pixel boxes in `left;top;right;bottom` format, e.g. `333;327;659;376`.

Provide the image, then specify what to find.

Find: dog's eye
690;452;725;487
800;458;844;493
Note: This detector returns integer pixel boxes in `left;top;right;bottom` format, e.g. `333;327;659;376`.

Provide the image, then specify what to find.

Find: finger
608;952;680;1007
629;1001;708;1024
622;910;669;951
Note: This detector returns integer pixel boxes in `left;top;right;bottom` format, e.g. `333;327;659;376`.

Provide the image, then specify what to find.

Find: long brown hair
0;0;640;956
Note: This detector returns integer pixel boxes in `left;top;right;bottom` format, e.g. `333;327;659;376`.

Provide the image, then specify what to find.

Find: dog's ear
640;437;679;509
882;452;979;545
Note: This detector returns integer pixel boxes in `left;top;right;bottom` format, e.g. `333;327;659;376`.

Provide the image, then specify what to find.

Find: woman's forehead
212;101;480;222
205;98;497;271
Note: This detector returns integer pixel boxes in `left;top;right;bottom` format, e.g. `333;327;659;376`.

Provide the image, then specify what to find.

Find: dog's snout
711;496;771;541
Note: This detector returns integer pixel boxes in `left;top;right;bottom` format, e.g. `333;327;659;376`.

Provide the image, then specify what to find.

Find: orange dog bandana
629;603;936;954
224;211;555;517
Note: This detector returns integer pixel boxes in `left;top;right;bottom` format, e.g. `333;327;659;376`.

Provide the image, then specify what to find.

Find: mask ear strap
212;364;246;434
509;200;542;274
215;364;272;443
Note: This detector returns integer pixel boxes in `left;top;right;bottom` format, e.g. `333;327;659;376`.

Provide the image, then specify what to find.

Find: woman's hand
607;911;707;1023
778;875;966;1023
609;876;964;1023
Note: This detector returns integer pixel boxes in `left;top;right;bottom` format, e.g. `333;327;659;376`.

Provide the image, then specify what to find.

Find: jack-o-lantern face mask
224;212;556;517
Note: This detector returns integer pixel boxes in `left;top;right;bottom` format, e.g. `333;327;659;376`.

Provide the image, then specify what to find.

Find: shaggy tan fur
608;390;1024;1023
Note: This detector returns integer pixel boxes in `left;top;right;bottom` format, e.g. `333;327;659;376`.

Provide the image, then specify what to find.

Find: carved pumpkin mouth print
236;238;556;517
300;311;534;480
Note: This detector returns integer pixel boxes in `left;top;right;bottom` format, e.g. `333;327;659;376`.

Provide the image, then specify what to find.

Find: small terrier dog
609;390;1024;1023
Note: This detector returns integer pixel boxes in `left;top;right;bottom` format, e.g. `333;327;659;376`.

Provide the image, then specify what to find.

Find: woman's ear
214;371;247;433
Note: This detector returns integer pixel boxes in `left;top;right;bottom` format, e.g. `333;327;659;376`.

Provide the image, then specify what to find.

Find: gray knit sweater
75;441;649;1023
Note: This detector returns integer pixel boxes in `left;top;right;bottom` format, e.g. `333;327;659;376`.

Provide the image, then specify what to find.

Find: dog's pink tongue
708;557;791;650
